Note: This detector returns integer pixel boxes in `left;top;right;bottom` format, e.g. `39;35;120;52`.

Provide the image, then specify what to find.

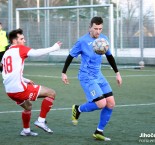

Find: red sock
40;97;54;118
22;110;31;128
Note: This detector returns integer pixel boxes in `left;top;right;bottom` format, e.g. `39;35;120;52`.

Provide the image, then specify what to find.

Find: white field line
24;73;155;79
0;102;155;114
24;63;155;73
25;63;155;71
1;71;155;114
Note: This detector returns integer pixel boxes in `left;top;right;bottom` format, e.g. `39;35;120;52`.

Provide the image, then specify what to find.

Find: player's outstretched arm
28;41;62;57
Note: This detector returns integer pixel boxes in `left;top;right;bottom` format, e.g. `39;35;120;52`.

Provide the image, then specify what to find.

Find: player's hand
116;72;122;87
51;41;62;52
56;41;62;47
62;73;69;84
28;80;35;85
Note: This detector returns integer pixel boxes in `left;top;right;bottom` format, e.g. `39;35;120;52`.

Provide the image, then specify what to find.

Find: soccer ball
139;61;145;67
92;38;109;55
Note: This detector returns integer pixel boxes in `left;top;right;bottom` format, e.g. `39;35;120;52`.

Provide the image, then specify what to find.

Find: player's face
89;23;103;38
16;34;26;45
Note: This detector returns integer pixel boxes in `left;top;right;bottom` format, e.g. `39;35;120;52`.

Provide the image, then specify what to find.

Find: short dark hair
90;17;103;27
9;28;23;43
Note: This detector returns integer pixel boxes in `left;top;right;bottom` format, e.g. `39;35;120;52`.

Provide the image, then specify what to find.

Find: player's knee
49;89;56;99
98;103;106;109
106;101;115;109
21;100;32;111
96;99;107;109
25;104;32;111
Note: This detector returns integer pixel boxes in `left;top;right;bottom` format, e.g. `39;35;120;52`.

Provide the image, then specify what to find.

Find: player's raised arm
27;41;62;57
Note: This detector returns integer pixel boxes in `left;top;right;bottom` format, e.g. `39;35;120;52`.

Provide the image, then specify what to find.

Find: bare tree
115;0;154;47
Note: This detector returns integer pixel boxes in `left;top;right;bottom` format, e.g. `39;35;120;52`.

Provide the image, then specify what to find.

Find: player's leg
93;81;114;141
34;85;55;133
97;94;114;129
19;84;56;134
20;100;38;136
72;101;101;125
106;95;115;109
93;97;114;141
7;86;39;136
72;81;106;125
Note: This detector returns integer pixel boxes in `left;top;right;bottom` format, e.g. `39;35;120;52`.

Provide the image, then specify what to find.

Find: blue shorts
80;74;112;102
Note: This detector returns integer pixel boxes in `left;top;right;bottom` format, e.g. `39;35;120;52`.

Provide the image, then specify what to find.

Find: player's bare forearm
62;73;69;84
116;72;122;87
28;42;62;57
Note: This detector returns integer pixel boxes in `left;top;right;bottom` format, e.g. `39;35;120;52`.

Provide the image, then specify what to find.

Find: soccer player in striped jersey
1;28;62;136
62;17;122;141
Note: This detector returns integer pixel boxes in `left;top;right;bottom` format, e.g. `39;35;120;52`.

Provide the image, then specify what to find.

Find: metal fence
0;2;155;65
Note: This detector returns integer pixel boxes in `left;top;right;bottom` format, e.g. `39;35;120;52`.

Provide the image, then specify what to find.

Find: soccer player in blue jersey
61;16;122;141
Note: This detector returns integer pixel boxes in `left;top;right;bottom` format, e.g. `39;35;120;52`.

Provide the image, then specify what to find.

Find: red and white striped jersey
1;43;60;93
1;45;31;93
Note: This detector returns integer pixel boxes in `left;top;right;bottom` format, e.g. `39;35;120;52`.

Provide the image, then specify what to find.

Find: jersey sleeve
27;43;60;57
105;49;112;56
70;40;82;58
19;45;31;59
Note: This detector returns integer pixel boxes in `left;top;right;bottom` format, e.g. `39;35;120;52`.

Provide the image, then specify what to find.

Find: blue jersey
70;33;112;81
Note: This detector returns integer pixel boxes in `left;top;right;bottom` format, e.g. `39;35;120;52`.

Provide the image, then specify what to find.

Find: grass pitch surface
0;63;155;145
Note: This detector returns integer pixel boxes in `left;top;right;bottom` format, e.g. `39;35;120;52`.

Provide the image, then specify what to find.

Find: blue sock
79;102;99;112
97;107;113;131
